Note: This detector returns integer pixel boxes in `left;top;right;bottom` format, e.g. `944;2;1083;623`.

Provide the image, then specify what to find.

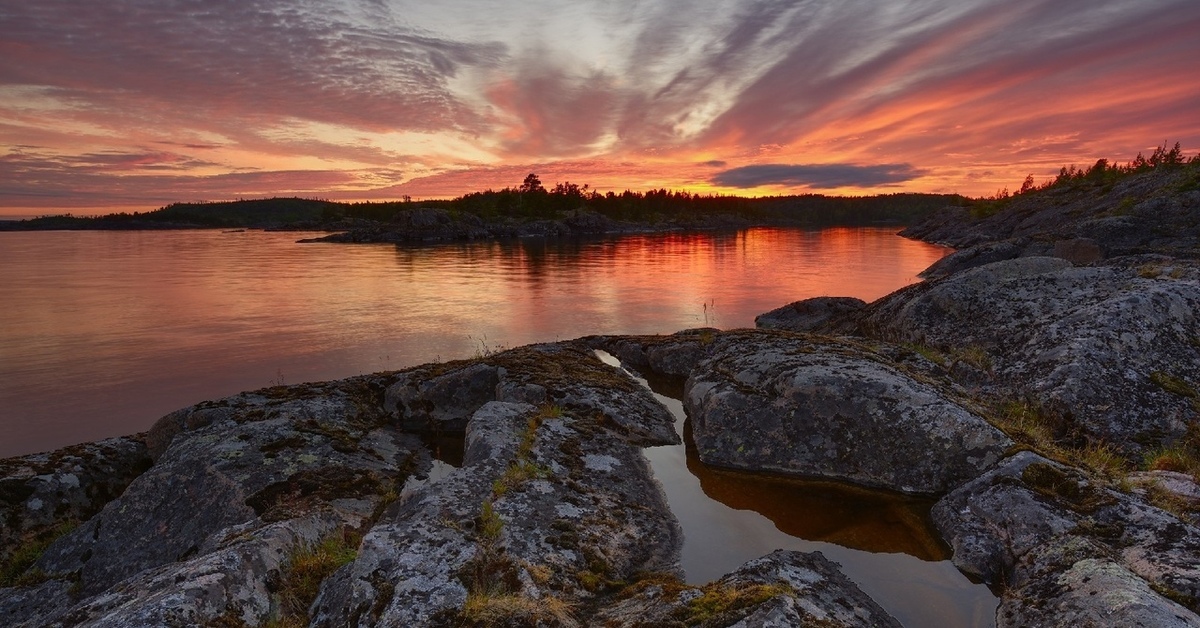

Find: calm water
0;227;995;626
596;358;998;628
0;227;948;458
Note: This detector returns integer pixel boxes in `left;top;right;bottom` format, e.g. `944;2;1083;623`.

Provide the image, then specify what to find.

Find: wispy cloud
1;0;1198;212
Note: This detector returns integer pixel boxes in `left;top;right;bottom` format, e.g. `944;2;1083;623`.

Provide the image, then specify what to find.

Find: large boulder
0;436;151;568
684;330;1011;494
933;451;1200;623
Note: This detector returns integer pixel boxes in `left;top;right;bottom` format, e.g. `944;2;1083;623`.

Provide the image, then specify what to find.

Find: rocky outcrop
683;330;1011;494
900;163;1200;258
312;400;681;626
2;378;424;627
0;437;151;568
849;256;1200;452
0;342;695;627
754;296;866;332
932;451;1200;624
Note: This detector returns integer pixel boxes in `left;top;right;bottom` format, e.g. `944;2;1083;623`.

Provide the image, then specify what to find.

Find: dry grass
675;582;793;624
460;591;576;626
988;398;1130;480
952;345;994;372
272;531;360;625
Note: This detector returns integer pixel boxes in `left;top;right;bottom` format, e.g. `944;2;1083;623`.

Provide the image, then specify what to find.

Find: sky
1;0;1198;216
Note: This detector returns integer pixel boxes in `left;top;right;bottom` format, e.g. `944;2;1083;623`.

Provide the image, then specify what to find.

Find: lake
0;227;949;458
0;227;999;626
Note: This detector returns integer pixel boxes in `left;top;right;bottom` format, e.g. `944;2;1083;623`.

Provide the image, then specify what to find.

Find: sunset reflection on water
0;227;948;457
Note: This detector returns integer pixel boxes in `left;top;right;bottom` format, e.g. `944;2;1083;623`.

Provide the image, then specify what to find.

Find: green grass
0;521;77;588
1150;371;1197;398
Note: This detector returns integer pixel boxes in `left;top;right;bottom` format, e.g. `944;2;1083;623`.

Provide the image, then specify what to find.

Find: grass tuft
0;520;77;588
1150;371;1197;398
675;582;793;624
460;591;576;626
272;530;360;626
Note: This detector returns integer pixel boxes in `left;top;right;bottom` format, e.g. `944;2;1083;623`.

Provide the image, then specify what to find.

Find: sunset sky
2;0;1198;216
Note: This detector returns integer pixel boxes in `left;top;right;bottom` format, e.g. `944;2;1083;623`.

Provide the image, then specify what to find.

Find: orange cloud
2;0;1198;214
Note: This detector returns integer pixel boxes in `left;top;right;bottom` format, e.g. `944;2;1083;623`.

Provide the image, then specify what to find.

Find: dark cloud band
711;163;927;189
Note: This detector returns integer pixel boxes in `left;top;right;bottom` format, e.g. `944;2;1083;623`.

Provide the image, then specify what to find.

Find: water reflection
0;227;948;458
684;429;948;561
604;354;997;628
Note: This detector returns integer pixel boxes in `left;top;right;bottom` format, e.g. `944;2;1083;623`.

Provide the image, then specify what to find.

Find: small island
1;151;1198;627
0;175;963;239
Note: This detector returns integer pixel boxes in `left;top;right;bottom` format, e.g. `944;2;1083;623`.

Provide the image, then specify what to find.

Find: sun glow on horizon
1;0;1198;216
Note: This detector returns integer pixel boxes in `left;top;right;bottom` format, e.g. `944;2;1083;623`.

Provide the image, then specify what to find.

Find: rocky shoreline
3;165;1199;626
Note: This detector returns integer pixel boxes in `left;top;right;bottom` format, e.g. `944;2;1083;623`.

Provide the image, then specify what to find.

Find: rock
917;239;1026;279
596;549;901;627
12;381;425;625
754;296;866;332
0;436;151;567
1052;237;1105;265
855;256;1200;452
999;537;1200;628
0;579;74;627
587;329;717;380
489;343;680;447
311;400;683;626
684;330;1011;494
933;452;1200;620
40;511;352;627
384;362;501;432
384;342;680;447
931;451;1084;584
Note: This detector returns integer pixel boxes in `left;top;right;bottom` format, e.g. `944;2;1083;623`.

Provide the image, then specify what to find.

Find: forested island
1;177;963;235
